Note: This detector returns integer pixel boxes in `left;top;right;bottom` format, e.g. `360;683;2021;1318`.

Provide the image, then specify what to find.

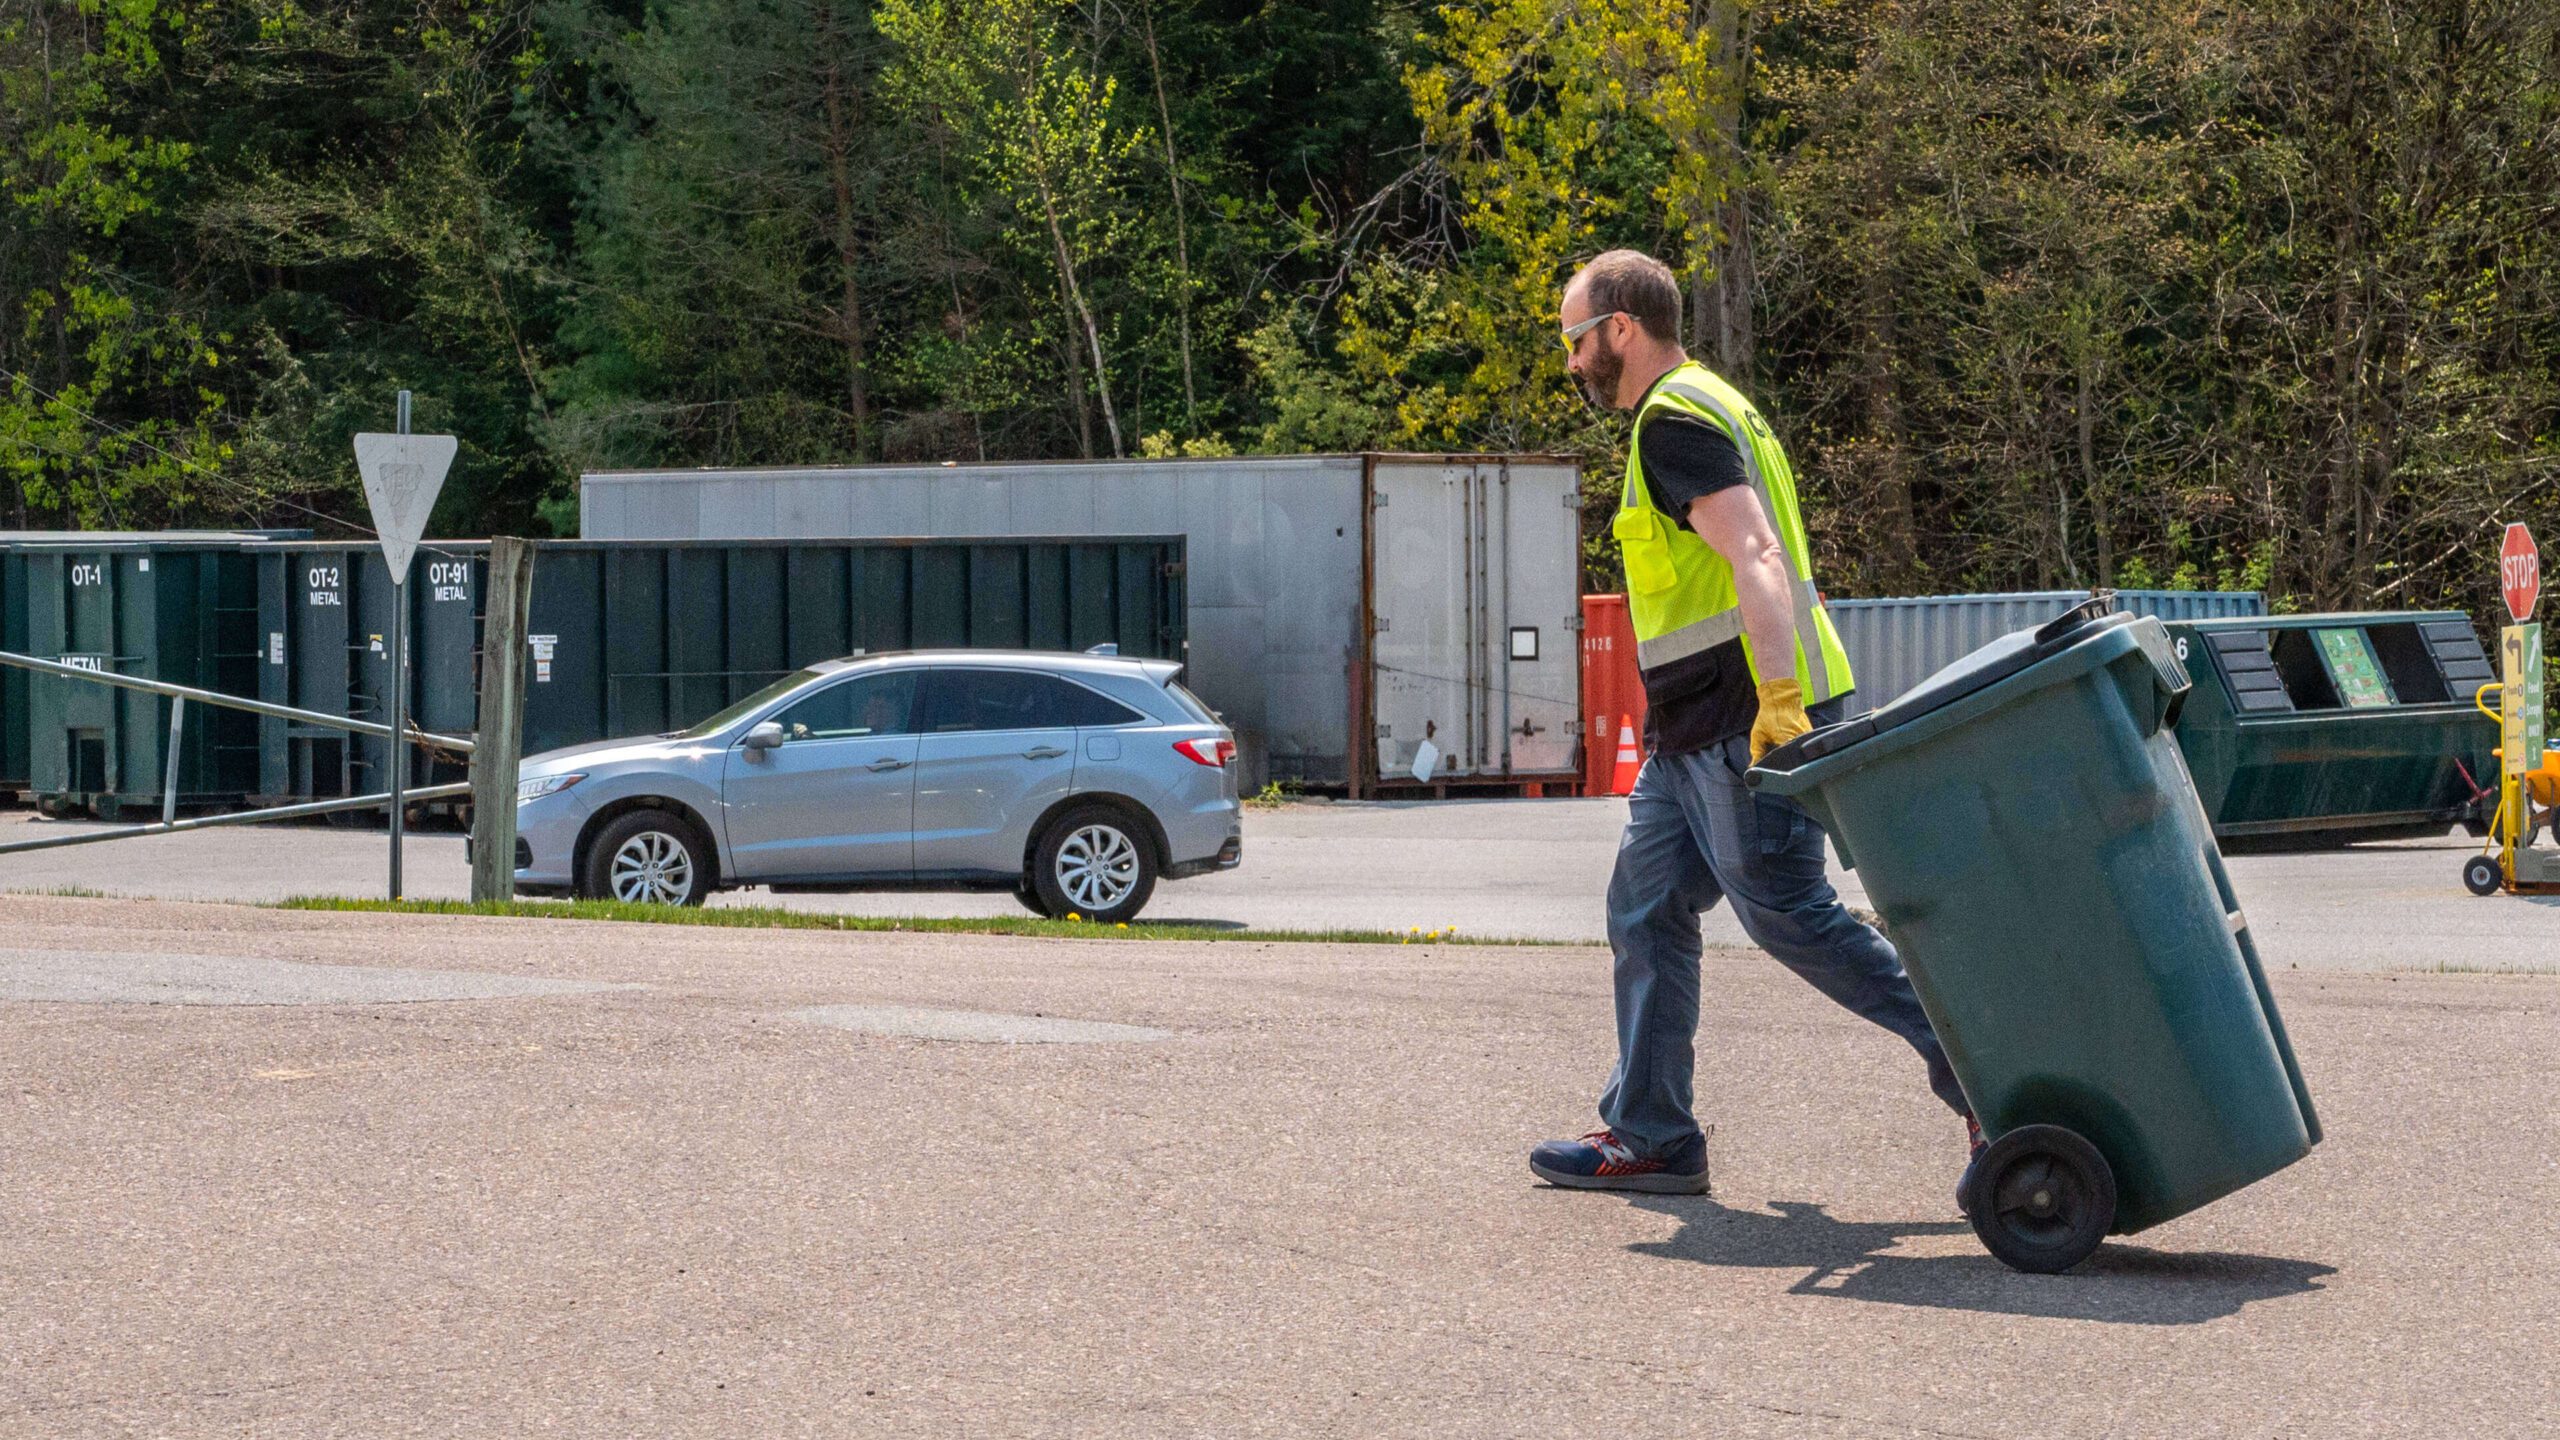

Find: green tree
541;0;895;475
880;0;1149;458
0;0;226;526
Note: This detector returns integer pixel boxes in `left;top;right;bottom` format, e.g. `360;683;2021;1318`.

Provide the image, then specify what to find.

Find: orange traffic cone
1610;715;1642;796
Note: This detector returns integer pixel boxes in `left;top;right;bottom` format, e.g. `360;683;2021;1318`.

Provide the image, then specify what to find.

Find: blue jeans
1597;730;1969;1159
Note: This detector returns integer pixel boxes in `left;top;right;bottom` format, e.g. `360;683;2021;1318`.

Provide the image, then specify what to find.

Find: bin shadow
1625;1197;2333;1326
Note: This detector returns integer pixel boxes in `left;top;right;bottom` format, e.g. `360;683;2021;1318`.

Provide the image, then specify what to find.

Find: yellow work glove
1749;677;1812;763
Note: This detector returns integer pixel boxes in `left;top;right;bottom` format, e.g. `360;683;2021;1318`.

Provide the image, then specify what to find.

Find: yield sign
352;433;456;585
2501;522;2539;623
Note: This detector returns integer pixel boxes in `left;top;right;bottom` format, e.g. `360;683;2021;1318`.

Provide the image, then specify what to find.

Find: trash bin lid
1775;600;2133;767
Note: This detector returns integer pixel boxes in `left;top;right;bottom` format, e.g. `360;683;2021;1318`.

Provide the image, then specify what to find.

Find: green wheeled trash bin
1749;600;2321;1274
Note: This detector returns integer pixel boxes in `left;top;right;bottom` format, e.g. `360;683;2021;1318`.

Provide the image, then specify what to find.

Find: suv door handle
1022;745;1069;760
867;756;911;772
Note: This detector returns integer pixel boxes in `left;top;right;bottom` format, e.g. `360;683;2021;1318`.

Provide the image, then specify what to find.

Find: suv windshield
675;668;828;738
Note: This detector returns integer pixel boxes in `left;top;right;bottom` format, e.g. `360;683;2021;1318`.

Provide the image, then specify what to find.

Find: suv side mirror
742;721;785;752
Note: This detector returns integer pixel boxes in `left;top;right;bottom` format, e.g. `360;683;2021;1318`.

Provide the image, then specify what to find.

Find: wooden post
470;537;535;903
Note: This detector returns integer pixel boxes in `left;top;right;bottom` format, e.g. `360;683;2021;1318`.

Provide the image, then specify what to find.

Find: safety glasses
1560;310;1624;355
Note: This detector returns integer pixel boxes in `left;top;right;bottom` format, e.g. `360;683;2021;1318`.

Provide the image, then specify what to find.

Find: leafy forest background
5;0;2557;618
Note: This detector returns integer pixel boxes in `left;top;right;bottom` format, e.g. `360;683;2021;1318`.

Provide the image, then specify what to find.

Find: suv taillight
1174;737;1236;768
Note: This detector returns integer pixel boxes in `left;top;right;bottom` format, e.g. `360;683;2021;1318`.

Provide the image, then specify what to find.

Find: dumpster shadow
1626;1197;2333;1326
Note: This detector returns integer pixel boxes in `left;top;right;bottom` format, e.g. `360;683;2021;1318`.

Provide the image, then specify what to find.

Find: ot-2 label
306;566;343;606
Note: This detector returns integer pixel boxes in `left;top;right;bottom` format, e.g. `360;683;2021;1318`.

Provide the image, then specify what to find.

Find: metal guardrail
0;783;472;855
0;648;478;859
0;649;474;753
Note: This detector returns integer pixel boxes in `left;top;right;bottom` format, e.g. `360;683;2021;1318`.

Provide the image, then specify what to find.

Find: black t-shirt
1632;407;1758;754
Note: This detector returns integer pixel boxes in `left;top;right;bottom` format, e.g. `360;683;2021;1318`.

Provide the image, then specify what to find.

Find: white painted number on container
69;563;103;587
426;560;471;604
306;566;343;606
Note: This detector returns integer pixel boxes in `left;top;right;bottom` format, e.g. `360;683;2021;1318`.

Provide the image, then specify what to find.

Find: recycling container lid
1768;597;2133;769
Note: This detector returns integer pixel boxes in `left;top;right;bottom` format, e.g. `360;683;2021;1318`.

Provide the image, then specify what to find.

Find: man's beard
1577;336;1625;410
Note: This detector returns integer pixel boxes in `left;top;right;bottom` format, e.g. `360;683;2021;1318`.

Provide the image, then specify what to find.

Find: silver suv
510;651;1242;923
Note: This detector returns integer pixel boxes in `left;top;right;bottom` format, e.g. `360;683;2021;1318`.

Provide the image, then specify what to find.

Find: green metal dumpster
0;551;28;798
0;533;1186;815
246;543;485;808
1750;603;2320;1273
2165;612;2497;844
513;539;1186;755
21;543;264;816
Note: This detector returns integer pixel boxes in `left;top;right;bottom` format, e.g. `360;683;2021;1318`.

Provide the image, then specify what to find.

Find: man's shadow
1625;1196;2333;1326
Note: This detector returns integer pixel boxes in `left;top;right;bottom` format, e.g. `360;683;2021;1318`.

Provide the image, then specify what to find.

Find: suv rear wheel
1030;805;1156;924
581;809;712;907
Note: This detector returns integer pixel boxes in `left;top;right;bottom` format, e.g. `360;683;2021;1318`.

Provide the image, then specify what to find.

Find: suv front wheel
582;809;713;907
1030;806;1157;924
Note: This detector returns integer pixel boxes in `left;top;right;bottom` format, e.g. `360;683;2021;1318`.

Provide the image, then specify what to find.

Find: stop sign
2503;522;2539;622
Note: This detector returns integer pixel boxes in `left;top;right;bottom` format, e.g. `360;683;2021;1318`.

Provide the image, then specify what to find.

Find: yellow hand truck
2465;681;2560;895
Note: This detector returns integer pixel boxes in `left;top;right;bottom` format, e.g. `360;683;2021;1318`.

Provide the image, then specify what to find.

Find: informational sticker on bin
529;633;556;684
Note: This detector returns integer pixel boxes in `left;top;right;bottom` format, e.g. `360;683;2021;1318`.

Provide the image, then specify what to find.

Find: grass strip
273;895;1551;946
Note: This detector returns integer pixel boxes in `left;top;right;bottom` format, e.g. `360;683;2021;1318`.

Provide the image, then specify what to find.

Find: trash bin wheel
1964;1124;2116;1274
2463;854;2504;897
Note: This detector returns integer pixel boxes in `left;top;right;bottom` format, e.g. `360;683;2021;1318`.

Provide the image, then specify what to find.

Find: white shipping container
579;454;1585;792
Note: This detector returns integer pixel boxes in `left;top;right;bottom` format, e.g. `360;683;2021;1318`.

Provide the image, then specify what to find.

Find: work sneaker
1529;1129;1708;1195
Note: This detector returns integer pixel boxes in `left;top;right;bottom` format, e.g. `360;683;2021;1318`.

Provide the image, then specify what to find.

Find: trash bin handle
2133;621;2192;739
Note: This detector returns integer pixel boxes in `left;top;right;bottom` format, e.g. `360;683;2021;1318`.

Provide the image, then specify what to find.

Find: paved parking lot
0;893;2551;1436
1;798;2550;971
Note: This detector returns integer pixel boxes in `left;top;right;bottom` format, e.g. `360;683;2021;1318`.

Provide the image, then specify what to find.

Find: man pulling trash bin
1530;249;1978;1195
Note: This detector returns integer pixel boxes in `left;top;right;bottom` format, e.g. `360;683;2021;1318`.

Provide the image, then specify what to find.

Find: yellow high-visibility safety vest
1609;360;1855;702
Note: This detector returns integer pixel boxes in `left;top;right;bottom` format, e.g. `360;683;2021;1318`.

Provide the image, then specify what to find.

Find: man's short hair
1573;250;1681;343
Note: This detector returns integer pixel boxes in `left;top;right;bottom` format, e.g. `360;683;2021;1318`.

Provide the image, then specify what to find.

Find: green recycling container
0;551;29;796
2165;612;2497;845
1749;603;2320;1273
20;543;263;816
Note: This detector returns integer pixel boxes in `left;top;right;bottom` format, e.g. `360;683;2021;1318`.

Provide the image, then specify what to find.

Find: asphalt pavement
0;894;2550;1436
0;798;2549;971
